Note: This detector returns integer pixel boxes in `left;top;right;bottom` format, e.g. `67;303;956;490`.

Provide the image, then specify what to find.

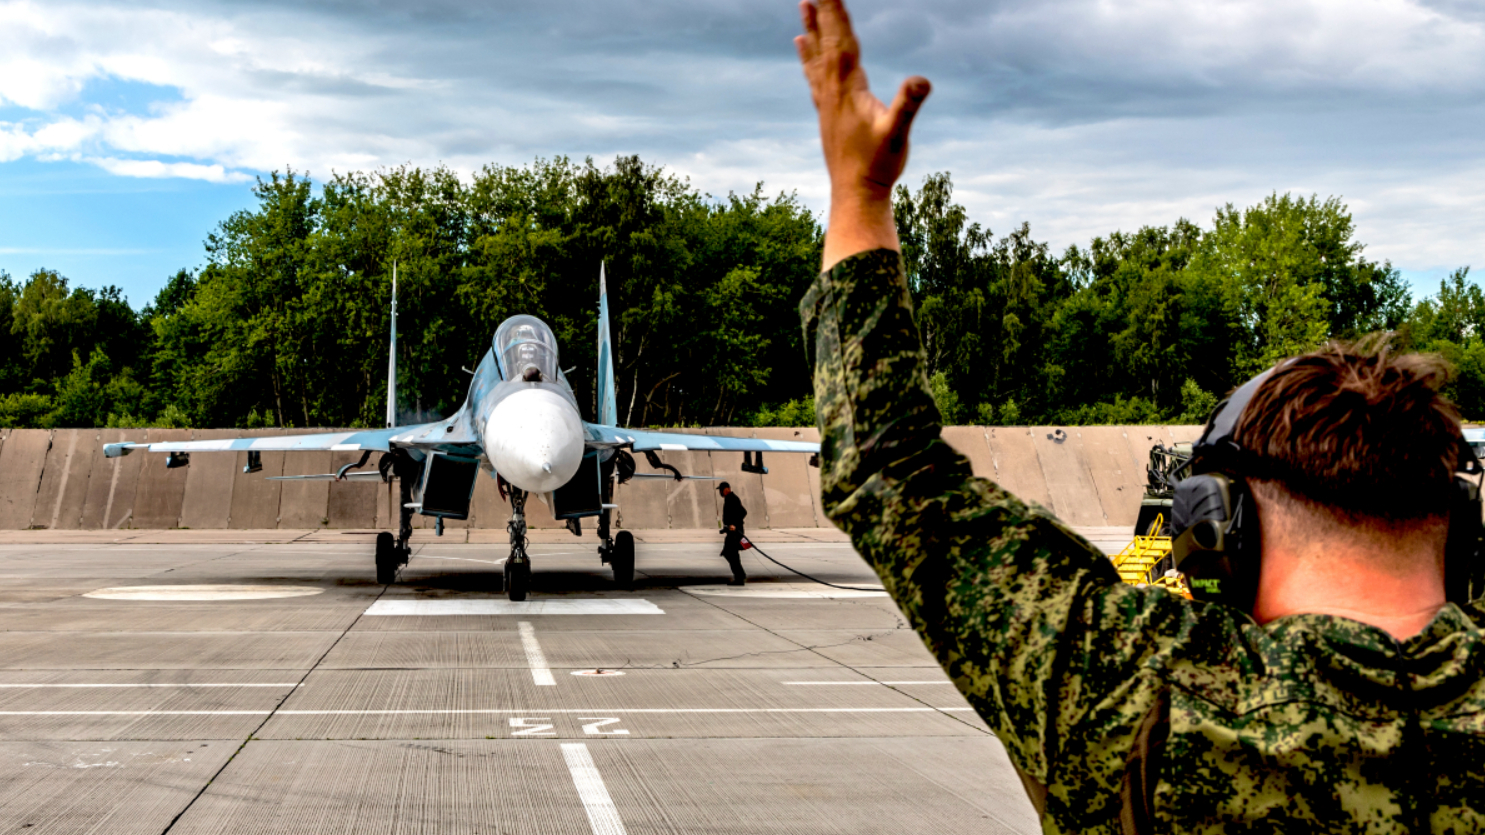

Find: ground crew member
794;1;1485;830
717;481;747;585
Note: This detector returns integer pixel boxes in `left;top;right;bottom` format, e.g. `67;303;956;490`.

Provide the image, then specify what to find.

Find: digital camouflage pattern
800;248;1485;834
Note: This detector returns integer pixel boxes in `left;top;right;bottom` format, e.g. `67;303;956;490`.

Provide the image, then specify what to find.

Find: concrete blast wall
0;426;1198;531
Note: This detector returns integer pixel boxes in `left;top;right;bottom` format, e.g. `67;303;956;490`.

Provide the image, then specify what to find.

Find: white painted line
519;621;556;686
84;585;324;601
0;707;975;716
414;555;508;566
0;683;300;689
365;599;664;616
562;743;627;835
784;680;956;686
686;583;885;599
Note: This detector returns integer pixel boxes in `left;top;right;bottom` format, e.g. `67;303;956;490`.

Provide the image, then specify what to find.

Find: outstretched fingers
799;0;819;39
884;76;932;153
813;0;855;43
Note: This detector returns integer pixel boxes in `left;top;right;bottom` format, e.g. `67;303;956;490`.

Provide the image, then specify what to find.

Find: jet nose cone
483;388;584;493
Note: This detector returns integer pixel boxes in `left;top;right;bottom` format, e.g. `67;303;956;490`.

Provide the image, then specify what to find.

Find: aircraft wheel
612;531;635;590
505;562;530;602
375;532;398;585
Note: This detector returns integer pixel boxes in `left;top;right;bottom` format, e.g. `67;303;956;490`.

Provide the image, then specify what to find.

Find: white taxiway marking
0;683;300;689
562;743;627;835
685;583;885;599
519;621;556;686
365;599;664;616
0;707;974;716
83;585;324;601
784;680;956;686
413;555;508;566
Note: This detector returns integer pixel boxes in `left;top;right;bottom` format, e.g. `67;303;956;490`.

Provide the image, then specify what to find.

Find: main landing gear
505;488;531;601
595;470;634;590
374;451;416;585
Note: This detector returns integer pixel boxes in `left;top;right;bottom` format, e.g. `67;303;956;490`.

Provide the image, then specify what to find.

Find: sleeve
799;248;1197;788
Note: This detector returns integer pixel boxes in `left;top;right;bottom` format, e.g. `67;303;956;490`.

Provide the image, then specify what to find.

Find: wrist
830;180;893;213
823;185;898;271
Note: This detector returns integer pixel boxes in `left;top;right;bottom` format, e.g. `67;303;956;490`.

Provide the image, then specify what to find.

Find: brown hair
1234;336;1463;521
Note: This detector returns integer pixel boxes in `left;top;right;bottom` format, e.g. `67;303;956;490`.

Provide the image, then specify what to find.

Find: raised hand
795;0;930;267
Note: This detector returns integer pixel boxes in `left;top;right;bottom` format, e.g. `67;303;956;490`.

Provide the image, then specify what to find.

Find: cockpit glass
493;315;560;383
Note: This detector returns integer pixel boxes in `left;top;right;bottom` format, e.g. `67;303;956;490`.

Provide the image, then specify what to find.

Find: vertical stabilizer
596;262;618;426
386;262;398;428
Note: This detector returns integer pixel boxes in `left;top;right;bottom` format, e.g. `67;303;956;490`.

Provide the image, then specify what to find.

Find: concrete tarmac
0;534;1083;834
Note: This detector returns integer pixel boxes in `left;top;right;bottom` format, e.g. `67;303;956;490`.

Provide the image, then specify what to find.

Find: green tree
1188;194;1351;375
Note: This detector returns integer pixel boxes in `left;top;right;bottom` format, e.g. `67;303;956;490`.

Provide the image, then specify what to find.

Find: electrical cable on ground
744;540;885;592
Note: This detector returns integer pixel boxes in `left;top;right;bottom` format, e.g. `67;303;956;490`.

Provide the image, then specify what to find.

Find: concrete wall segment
752;427;818;529
1166;425;1205;444
80;429;146;529
940;427;994;479
663;448;718;530
983;427;1053;510
468;469;510;532
1030;427;1107;526
701;428;767;530
1077;426;1145;529
228;429;287;530
277;431;331;529
0;429;50;529
326;449;378;529
131;428;192;529
613;475;670;530
33;429;96;530
179;430;241;530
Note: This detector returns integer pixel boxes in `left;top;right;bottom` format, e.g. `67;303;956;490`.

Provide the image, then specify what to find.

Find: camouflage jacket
800;248;1485;834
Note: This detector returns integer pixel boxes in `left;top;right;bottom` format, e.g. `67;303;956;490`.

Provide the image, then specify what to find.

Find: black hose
744;541;885;593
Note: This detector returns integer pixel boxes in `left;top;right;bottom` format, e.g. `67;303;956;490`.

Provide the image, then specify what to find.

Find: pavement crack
679;583;991;735
155;545;412;834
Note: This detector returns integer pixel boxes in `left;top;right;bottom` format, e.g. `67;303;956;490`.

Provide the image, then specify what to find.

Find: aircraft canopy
494;315;560;382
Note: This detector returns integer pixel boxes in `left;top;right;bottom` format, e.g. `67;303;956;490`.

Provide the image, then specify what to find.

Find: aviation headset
1170;364;1485;610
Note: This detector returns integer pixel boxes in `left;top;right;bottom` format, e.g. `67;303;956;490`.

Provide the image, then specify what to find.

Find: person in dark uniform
717;482;747;585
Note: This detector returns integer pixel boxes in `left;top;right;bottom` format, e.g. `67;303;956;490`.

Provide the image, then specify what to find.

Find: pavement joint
154;544;407;835
677;580;994;736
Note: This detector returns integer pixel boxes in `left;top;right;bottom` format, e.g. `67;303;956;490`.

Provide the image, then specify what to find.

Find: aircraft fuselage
468;315;587;495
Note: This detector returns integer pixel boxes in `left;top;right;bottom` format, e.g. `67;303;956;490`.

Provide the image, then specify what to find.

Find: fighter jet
103;266;819;600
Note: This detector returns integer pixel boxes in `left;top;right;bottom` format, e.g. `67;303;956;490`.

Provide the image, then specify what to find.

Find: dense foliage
0;158;1474;429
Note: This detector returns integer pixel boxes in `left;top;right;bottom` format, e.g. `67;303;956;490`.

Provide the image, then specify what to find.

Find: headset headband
1192;365;1281;470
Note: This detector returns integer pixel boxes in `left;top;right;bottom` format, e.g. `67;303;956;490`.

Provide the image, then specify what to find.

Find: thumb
885;76;931;153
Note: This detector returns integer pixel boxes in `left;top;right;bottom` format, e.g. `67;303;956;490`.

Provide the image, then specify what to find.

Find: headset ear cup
1444;476;1484;604
1171;475;1261;610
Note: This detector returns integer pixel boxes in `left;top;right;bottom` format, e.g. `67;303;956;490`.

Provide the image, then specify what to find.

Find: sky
1;0;1482;308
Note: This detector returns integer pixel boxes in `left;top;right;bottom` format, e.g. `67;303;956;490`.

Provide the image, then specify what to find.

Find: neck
1252;512;1447;641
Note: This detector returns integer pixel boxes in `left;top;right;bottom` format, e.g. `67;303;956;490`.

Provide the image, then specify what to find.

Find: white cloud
0;0;1481;273
83;156;251;183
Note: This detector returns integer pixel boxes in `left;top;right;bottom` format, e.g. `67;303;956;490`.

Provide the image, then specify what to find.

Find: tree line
0;157;1477;429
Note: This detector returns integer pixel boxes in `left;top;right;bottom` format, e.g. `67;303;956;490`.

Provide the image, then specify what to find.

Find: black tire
375;532;397;585
612;531;635;590
505;562;530;602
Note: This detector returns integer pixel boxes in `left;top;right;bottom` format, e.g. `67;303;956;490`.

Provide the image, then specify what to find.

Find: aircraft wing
102;420;475;459
584;424;819;454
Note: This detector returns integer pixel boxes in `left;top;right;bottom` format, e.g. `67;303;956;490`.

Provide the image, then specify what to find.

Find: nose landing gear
505;488;531;601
